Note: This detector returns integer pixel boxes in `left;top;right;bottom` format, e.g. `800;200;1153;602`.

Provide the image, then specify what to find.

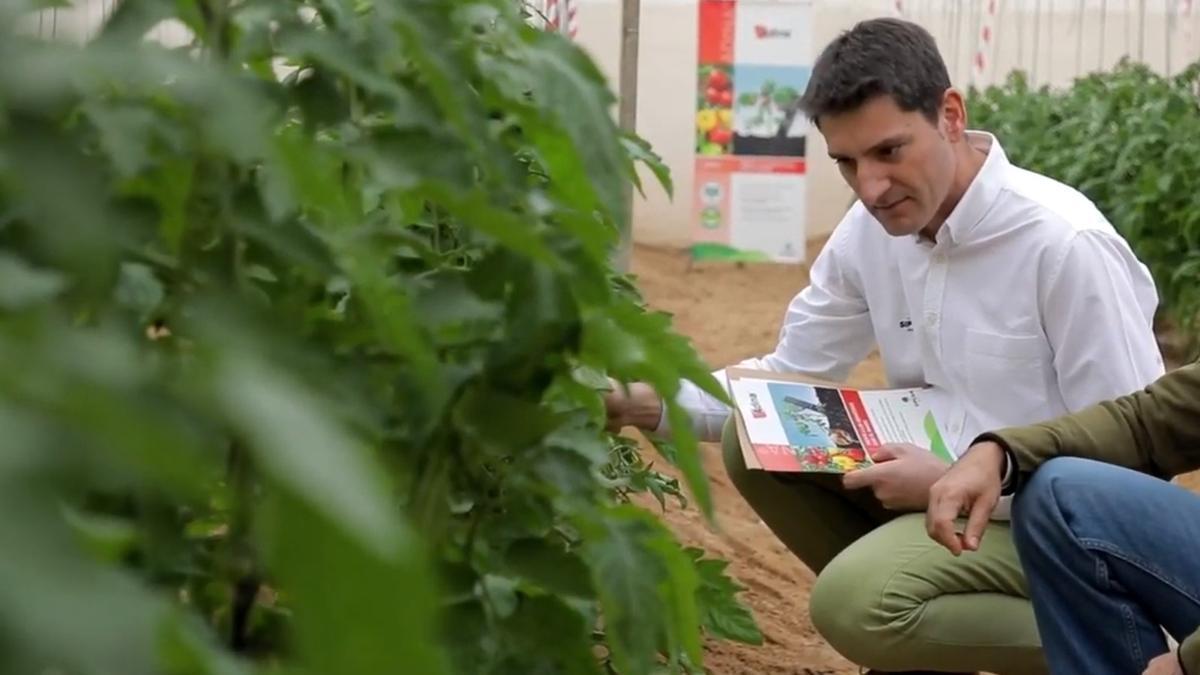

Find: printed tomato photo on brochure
764;382;873;473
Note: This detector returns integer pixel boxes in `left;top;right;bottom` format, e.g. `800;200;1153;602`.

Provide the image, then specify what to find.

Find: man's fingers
961;491;997;551
925;492;965;555
869;444;898;462
841;464;881;490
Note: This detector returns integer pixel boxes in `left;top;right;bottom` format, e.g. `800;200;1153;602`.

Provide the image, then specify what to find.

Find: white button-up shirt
663;133;1164;463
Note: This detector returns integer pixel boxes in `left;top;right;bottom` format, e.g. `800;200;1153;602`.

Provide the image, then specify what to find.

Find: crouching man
606;17;1165;675
928;362;1200;675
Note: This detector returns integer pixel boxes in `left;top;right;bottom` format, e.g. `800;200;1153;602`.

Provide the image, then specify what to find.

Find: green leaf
115;262;165;319
157;616;253;675
501;538;594;598
277;30;411;103
579;506;702;675
582;301;724;519
0;443;227;675
216;356;401;556
621;134;674;199
292;69;351;129
481;574;520;619
687;549;763;645
496;594;603;675
95;0;177;45
412;269;504;334
61;506;139;564
0;253;66;309
454;387;562;453
260;489;449;675
522;34;624;226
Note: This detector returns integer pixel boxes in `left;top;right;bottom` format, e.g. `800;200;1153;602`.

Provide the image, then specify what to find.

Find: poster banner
692;0;812;263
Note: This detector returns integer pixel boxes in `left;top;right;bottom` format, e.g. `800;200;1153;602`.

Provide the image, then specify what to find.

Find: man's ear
940;88;968;141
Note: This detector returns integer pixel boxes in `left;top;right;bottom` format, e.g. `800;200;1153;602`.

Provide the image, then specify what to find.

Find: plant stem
226;439;260;653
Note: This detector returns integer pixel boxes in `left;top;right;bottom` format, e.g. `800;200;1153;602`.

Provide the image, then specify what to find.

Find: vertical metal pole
951;0;961;83
1166;0;1174;75
1033;0;1042;84
1138;0;1146;62
970;0;982;87
1099;0;1108;69
994;0;1007;80
1077;0;1087;77
970;0;981;85
945;0;955;57
1127;0;1134;59
615;0;640;273
1017;0;1027;74
1046;0;1054;85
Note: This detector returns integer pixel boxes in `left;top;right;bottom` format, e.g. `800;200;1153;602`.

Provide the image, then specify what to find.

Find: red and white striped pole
543;0;578;39
566;0;579;39
972;0;1000;87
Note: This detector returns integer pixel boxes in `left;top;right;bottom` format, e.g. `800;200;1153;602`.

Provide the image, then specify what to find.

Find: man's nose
856;166;891;206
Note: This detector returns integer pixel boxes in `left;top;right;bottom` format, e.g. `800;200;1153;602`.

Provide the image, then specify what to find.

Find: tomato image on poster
691;0;811;264
696;65;735;156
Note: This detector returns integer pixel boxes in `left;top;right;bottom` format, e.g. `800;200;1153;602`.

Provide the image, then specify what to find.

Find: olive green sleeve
1181;629;1200;675
989;362;1200;479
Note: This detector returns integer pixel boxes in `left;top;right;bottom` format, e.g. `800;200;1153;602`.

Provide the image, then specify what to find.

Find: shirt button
925;313;939;327
933;254;947;264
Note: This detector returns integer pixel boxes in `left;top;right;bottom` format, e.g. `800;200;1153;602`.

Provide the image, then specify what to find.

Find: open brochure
727;368;955;473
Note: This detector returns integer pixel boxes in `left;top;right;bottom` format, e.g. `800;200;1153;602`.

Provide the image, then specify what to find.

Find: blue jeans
1012;457;1200;674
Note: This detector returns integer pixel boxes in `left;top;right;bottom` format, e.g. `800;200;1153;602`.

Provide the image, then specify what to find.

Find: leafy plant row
0;1;759;674
969;61;1200;349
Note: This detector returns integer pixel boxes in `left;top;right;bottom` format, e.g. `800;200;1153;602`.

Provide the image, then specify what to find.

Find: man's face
820;94;958;237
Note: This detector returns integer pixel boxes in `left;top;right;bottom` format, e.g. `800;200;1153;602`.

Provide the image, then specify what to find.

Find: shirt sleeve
1040;229;1165;411
1182;629;1199;675
656;220;876;441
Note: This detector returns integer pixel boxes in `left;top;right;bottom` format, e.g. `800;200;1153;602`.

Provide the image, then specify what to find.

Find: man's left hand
842;443;949;511
1143;651;1183;675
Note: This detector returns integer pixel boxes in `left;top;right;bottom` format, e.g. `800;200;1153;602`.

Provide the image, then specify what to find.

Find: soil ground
627;240;1199;674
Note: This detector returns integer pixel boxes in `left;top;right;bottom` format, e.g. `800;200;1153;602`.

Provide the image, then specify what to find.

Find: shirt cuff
651;373;733;442
1000;453;1014;490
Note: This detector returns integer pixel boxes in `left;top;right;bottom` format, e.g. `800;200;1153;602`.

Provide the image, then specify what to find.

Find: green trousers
721;420;1049;675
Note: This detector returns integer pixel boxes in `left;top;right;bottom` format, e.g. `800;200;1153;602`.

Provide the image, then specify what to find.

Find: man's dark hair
799;18;951;126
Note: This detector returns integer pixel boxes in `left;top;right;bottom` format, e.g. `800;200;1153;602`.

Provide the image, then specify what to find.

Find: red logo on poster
754;24;792;39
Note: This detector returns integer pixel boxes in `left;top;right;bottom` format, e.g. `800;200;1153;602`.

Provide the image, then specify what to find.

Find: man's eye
880;146;901;158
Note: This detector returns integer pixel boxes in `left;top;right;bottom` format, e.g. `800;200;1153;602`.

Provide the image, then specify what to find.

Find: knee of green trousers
808;514;1048;675
720;417;886;574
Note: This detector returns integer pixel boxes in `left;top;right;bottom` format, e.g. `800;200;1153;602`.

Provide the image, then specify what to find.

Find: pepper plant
0;1;760;673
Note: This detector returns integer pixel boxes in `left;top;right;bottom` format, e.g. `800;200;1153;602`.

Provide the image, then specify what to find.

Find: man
926;363;1200;675
605;17;1166;675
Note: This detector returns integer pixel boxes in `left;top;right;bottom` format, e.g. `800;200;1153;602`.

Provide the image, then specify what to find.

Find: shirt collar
925;130;1009;249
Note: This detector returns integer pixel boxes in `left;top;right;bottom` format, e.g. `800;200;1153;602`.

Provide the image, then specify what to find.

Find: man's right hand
603;380;664;433
925;440;1007;555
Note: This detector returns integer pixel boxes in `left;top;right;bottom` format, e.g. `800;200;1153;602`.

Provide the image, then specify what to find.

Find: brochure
726;367;954;473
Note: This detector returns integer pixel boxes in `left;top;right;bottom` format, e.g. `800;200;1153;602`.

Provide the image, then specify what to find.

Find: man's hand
1143;650;1184;675
841;443;949;511
603;379;664;433
925;440;1006;556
